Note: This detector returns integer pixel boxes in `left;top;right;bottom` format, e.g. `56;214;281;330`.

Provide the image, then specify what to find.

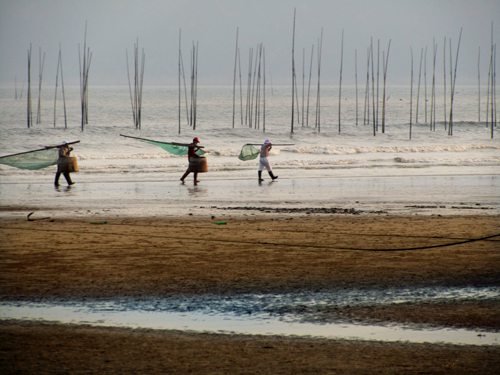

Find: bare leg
180;169;190;183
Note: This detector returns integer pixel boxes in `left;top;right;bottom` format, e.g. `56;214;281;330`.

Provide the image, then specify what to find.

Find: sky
0;0;498;87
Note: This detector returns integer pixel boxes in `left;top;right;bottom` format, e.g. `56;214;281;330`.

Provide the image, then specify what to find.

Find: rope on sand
3;225;500;252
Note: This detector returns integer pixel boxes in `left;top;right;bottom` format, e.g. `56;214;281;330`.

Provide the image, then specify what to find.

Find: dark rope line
86;222;500;242
2;226;499;252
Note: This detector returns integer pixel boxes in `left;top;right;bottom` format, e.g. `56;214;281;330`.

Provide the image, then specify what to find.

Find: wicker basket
57;156;79;173
188;157;208;173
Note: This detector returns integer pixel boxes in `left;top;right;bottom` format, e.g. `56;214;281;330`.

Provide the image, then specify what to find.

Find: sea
0;84;498;215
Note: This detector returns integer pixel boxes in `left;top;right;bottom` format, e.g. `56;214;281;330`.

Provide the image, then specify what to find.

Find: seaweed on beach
219;206;386;215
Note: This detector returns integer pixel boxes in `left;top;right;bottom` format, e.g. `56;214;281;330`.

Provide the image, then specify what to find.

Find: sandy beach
1;211;499;373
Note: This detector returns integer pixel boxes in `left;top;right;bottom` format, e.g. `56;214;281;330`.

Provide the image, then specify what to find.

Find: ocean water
0;84;498;178
0;85;498;217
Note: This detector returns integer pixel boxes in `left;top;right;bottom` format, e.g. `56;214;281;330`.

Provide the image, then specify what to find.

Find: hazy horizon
1;0;498;88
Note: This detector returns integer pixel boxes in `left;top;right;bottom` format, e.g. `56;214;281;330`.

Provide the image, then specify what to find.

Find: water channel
2;286;499;346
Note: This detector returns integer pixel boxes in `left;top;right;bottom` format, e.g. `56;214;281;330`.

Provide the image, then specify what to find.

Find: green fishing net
0;148;59;170
238;144;260;161
139;139;206;156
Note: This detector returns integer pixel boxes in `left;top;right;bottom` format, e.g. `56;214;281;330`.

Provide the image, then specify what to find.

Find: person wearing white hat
258;139;278;182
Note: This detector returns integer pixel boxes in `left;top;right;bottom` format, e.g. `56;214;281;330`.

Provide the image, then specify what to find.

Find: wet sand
1;214;499;373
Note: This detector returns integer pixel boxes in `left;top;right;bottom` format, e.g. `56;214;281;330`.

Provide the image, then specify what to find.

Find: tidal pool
1;286;499;346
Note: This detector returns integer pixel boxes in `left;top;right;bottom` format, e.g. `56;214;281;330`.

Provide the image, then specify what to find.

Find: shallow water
2;286;499;346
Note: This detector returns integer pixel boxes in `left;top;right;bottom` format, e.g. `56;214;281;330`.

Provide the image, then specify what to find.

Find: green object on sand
214;222;227;225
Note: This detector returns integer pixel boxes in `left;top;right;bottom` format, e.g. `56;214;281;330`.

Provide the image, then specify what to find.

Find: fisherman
55;141;75;186
258;139;278;182
180;137;203;184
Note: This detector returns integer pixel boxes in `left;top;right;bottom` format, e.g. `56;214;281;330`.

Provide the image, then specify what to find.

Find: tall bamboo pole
449;28;463;136
371;38;376;132
424;46;427;123
338;29;344;133
382;39;391;133
238;48;243;125
245;48;253;126
54;48;60;127
316;29;323;131
232;28;239;128
302;47;305;126
263;47;266;133
409;47;413;139
36;47;45;125
27;44;32;128
416;48;423;123
126;48;136;126
478;46;481;122
193;41;199;130
179;29;182;134
443;37;447;130
291;8;296;133
306;44;314;127
355;49;358;125
430;40;437;131
59;44;67;129
180;51;189;125
250;44;259;127
376;39;380;131
364;47;370;125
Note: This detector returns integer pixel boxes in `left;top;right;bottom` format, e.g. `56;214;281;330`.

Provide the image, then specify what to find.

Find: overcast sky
0;0;498;87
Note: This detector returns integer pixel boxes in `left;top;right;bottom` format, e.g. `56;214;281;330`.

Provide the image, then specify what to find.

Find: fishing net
238;144;260;161
139;139;206;156
0;148;59;170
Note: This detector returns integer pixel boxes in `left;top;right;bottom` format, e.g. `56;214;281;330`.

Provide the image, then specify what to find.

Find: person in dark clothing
180;137;202;185
55;141;75;186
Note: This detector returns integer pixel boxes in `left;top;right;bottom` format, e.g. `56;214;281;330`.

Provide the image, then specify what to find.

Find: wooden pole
27;44;32;128
424;46;427;124
54;48;60;127
355;49;358;126
410;47;413;139
291;8;296;133
179;50;189;126
338;29;344;133
376;39;380;131
126;49;136;126
430;40;437;131
449;28;463;136
478;46;481;123
382;39;391;133
36;47;45;125
245;48;252;127
364;46;369;125
306;44;314;127
416;48;423;123
193;41;199;130
443;37;447;130
232;28;239;128
263;46;266;133
302;47;305;126
316;29;323;131
371;38;376;133
179;29;182;134
238;48;244;125
59;44;67;129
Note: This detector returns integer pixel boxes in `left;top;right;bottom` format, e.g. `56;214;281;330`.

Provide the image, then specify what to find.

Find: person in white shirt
258;139;278;182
